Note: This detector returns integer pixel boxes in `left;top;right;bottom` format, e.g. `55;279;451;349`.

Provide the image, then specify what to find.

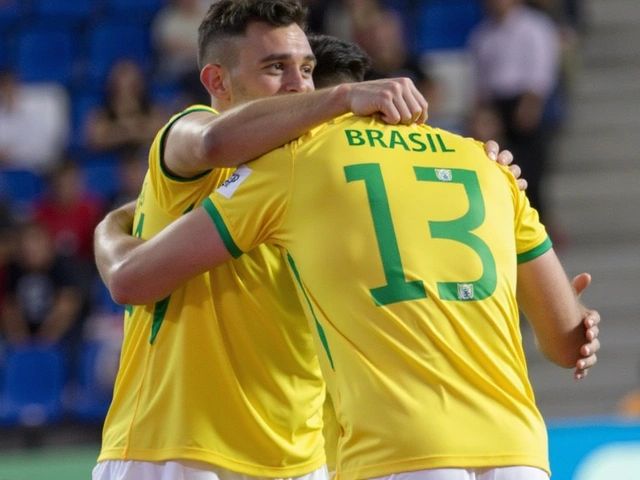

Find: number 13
344;164;497;306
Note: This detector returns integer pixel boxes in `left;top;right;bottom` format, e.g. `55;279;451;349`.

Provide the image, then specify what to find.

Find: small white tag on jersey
457;283;474;300
435;169;453;182
216;165;252;199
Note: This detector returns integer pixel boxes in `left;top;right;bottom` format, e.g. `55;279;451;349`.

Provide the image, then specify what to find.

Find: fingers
571;272;592;297
508;164;521;180
395;80;428;125
409;82;429;124
574;311;601;380
497;149;514;167
574;350;598;381
517;178;528;191
484;140;499;160
373;78;428;125
508;164;527;191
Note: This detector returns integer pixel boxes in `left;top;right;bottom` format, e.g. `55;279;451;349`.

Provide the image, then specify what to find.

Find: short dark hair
197;0;309;69
308;34;372;89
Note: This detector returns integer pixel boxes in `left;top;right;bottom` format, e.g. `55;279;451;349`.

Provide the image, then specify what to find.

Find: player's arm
164;77;429;178
98;205;230;305
517;249;589;368
94;200;138;288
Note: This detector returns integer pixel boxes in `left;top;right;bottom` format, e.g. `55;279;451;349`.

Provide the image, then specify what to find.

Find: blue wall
548;417;640;480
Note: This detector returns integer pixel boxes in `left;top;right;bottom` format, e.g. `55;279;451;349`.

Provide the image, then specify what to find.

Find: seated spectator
0;69;70;174
32;159;106;277
83;59;168;160
1;220;83;348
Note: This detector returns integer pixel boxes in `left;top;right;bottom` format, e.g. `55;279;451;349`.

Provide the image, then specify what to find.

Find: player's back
279;115;552;479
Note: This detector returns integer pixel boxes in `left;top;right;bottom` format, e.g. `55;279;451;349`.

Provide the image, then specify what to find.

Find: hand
484;140;528;191
570;272;601;380
346;77;429;125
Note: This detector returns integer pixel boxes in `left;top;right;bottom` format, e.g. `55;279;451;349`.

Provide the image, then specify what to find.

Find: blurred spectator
1;220;83;347
108;147;147;210
32;159;106;277
467;0;561;224
527;0;585;32
0;201;17;311
356;7;449;130
151;0;207;82
83;59;168;159
0;69;70;174
151;0;210;106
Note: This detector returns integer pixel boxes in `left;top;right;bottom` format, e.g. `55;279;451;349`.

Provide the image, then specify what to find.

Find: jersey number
344;164;497;306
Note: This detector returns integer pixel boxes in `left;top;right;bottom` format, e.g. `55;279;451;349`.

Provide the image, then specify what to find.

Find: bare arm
94;201;137;287
99;206;229;305
165;78;429;177
517;249;584;368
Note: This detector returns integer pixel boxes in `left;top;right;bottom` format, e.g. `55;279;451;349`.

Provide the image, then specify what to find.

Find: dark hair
197;0;309;69
308;34;372;89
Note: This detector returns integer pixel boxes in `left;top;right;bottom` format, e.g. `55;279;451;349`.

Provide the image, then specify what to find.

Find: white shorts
368;466;549;480
92;460;329;480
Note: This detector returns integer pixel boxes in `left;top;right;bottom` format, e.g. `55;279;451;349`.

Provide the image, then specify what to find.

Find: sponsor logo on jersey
216;165;252;199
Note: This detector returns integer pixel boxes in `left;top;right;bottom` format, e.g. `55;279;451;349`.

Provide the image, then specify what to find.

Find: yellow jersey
204;114;553;479
98;106;326;477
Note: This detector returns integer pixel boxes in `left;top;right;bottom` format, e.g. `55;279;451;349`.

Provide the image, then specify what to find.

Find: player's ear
201;63;230;103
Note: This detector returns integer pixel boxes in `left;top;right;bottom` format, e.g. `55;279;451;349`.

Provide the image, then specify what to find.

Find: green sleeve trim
517;236;553;264
158;106;215;182
202;198;243;259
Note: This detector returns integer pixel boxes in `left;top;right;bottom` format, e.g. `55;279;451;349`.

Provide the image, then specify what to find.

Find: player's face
225;22;316;105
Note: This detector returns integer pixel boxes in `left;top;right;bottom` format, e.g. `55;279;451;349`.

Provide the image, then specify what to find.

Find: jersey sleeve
148;105;226;214
513;182;552;264
202;145;295;257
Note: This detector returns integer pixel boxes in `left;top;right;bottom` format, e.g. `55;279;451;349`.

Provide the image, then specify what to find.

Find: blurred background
0;0;638;478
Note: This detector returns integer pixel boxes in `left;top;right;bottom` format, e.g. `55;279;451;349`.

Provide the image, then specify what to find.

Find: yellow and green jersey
99;106;326;477
205;114;553;480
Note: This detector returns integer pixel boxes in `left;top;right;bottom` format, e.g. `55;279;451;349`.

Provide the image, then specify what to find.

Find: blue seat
105;0;163;20
0;0;23;28
84;22;151;86
0;345;66;426
32;0;96;23
0;169;44;209
82;156;121;201
416;0;483;52
70;92;102;151
71;341;116;422
15;26;76;85
0;35;8;69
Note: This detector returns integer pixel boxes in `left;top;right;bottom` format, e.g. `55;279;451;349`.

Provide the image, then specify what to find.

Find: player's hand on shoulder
345;77;429;126
484;140;528;191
